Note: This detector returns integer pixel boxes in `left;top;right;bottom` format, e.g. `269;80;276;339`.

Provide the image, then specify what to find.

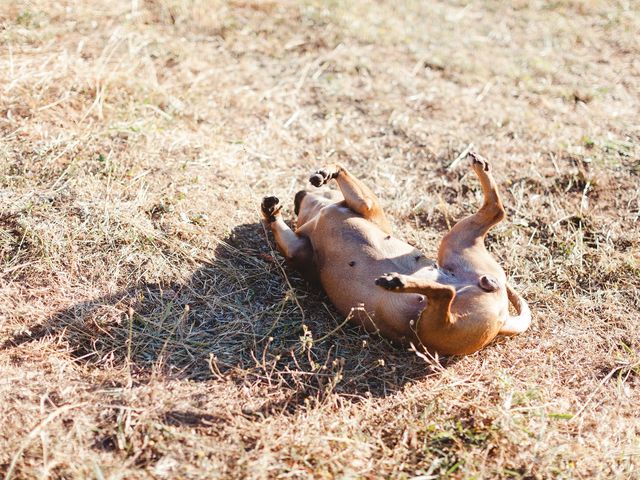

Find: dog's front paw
261;196;282;223
375;272;405;290
468;151;490;172
309;168;339;187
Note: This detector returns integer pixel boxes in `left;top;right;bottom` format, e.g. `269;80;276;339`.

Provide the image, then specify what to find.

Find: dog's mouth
478;275;499;292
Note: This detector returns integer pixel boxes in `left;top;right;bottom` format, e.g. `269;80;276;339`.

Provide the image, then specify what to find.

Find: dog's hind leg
308;164;392;234
375;272;455;319
261;196;317;282
375;272;465;352
375;272;505;355
437;152;506;272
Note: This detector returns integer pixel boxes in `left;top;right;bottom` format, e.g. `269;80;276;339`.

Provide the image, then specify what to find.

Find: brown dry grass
1;0;639;478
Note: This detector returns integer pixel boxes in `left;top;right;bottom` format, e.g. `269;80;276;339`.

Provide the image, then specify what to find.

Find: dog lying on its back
261;153;531;355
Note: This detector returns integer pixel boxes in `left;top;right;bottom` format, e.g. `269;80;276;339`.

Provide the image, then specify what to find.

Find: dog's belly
307;207;433;339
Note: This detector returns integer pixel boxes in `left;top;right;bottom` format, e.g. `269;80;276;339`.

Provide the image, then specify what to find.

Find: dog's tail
501;284;532;335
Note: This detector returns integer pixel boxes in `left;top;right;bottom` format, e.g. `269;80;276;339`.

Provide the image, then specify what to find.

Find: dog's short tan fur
261;153;531;355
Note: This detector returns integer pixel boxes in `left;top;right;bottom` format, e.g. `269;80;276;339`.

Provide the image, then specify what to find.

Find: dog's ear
294;190;307;216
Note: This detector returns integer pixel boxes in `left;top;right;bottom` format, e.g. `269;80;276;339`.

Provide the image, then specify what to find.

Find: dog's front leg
308;164;392;234
261;196;316;280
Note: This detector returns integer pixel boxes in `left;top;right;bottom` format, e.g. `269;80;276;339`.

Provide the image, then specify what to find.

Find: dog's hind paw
375;272;405;290
261;196;282;223
468;151;490;172
309;168;339;187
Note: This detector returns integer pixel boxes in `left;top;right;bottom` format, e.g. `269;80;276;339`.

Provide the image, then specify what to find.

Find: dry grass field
1;0;639;478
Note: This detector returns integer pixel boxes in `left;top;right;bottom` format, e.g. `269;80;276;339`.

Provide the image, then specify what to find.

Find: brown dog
261;153;531;355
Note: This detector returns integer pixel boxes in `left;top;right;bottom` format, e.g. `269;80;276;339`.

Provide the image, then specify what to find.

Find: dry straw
1;0;639;478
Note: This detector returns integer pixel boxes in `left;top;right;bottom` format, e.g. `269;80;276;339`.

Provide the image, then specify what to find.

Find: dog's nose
478;275;499;292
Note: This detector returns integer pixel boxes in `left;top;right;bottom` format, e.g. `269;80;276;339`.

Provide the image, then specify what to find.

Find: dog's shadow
3;222;454;413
